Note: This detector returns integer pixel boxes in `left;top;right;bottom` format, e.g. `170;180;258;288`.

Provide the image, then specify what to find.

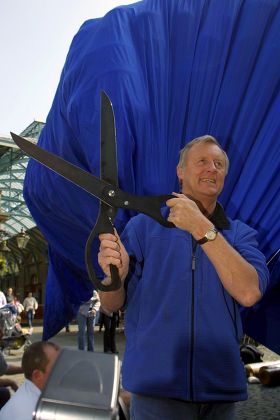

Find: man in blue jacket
98;135;269;420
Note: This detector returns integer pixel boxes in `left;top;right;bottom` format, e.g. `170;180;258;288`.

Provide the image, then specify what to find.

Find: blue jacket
120;209;269;402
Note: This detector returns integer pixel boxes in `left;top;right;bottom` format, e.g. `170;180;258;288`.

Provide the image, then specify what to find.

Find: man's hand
166;193;206;234
0;378;19;392
98;230;128;312
98;230;129;282
9;380;18;392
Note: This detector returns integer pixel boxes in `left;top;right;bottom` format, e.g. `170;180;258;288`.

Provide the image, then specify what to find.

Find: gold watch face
206;229;217;241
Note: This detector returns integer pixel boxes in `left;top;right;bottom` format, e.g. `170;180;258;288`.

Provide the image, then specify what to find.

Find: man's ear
31;368;43;385
176;165;183;181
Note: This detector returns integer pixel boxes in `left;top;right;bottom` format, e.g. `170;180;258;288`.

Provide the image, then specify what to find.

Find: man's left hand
166;193;205;233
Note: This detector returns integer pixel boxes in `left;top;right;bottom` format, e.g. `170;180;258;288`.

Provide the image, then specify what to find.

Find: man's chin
197;187;219;197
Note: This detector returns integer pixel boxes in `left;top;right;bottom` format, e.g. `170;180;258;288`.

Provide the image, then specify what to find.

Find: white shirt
0;379;40;419
0;291;7;308
23;296;38;312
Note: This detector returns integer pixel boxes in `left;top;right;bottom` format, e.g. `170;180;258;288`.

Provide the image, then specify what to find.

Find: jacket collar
209;202;230;230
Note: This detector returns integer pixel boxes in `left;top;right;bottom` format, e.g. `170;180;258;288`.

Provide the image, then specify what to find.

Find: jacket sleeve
227;220;270;296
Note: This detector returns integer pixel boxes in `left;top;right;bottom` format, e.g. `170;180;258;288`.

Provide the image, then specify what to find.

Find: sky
0;0;137;136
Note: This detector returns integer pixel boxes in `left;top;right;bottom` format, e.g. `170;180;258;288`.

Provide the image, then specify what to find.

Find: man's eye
215;161;223;169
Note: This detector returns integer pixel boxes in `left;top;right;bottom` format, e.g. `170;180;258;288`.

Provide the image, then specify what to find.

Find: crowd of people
0;327;23;409
0;286;121;357
0;288;38;329
76;291;120;354
0;287;122;418
0;287;53;414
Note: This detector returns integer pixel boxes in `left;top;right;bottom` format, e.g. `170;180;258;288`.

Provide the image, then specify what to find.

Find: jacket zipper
189;239;197;401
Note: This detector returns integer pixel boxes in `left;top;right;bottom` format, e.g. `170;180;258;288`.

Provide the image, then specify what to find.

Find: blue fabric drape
23;0;280;351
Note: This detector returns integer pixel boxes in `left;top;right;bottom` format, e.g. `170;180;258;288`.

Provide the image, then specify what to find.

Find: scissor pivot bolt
124;201;129;206
108;190;115;197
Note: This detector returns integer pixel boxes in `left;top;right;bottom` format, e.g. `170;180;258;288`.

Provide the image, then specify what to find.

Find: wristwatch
197;227;218;245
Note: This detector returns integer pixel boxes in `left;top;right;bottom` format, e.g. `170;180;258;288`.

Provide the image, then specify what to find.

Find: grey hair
178;135;229;174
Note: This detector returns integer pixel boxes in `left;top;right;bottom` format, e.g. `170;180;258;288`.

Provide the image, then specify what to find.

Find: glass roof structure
0;121;47;260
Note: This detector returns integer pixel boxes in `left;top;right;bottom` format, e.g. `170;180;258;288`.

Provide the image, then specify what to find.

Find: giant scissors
11;92;174;292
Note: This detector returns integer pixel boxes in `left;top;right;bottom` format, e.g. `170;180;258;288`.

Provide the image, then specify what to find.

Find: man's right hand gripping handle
98;231;129;311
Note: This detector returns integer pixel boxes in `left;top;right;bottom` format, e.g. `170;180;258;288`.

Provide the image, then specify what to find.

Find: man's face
177;142;227;202
33;346;60;390
41;346;59;387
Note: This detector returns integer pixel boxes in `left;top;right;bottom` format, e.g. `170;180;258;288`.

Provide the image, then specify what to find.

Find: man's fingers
99;246;121;260
11;383;18;391
99;239;120;252
98;255;122;267
98;229;129;280
166;192;186;207
97;253;123;278
98;243;123;275
99;233;118;242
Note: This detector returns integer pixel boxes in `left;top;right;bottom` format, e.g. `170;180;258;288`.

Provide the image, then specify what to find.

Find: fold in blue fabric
23;0;280;351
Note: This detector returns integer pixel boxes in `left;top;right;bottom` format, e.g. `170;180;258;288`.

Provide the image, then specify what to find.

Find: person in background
0;324;23;408
13;296;24;322
77;290;100;352
0;341;60;419
97;309;105;332
22;292;38;330
101;309;119;354
5;288;14;304
65;323;71;333
98;135;269;420
0;291;6;309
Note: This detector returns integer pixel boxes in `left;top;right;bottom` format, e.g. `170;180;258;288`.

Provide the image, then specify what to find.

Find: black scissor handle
100;188;175;228
85;204;122;292
85;194;175;292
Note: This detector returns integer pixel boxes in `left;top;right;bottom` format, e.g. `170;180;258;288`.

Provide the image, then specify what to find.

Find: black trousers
103;312;118;353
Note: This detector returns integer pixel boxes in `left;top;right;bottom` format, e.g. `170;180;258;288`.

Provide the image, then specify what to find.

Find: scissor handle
85;204;122;292
85;193;176;292
100;188;175;228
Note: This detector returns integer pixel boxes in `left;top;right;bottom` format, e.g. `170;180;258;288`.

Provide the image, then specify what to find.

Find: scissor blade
10;133;175;228
101;91;118;188
10;132;113;206
100;91;118;224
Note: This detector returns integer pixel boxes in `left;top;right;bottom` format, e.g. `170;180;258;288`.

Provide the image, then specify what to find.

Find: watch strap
197;227;218;245
197;236;209;245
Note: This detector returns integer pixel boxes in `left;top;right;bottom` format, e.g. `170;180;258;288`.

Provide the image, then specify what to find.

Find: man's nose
207;161;217;171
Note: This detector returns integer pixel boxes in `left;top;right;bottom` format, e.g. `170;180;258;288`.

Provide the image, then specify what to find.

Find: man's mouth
200;178;216;184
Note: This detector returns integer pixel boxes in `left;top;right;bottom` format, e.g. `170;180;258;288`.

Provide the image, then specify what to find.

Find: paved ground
235;343;280;420
2;322;280;419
